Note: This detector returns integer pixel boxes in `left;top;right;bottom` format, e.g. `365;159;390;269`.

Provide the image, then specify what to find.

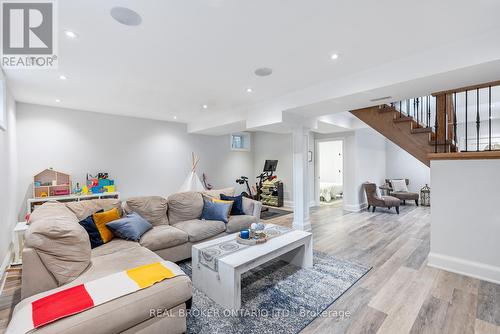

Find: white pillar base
293;218;312;232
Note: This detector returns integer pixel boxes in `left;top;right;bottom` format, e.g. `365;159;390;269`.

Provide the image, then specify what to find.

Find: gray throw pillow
200;198;232;224
106;212;152;241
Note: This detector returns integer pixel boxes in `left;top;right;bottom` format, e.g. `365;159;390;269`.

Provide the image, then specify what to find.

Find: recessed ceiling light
110;7;142;26
59;75;67;80
64;30;78;39
331;53;339;60
254;67;273;77
173;116;177;120
202;104;208;109
246;88;253;93
55;99;61;103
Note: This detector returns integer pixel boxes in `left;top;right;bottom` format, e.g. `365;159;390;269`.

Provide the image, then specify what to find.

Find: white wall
252;132;293;204
16;103;253;219
385;139;430;192
429;159;500;284
353;127;387;208
0;81;17;269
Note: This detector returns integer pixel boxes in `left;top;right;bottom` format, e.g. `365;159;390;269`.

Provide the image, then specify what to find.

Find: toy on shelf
33;168;71;198
73;182;83;195
86;172;116;194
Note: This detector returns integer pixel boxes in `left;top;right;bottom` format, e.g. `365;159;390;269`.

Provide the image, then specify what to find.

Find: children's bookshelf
27;192;120;213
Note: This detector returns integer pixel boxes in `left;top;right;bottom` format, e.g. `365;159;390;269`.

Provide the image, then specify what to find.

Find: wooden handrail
429;151;500;160
432;80;500;96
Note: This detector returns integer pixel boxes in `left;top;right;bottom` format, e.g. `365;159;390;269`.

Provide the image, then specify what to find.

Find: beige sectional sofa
10;189;261;334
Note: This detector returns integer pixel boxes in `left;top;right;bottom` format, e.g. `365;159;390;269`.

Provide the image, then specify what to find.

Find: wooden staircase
350;105;456;167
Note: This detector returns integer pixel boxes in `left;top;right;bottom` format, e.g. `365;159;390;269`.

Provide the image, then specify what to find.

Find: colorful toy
53;189;70;196
33;168;71;198
103;185;115;193
98;173;109;179
86;172;116;194
73;182;82;195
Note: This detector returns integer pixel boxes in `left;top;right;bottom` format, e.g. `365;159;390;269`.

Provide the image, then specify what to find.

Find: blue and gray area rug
178;251;370;334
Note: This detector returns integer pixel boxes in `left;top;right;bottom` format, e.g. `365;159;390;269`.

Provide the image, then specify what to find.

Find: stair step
350;106;432;167
378;107;396;114
393;116;413;123
411;127;432;134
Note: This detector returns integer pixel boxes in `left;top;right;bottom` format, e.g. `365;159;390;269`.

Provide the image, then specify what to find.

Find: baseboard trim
0;247;13;293
282;200;316;209
428;252;500;285
344;202;368;212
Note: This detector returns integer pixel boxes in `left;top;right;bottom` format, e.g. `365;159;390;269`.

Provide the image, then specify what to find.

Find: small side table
379;185;392;196
12;222;28;265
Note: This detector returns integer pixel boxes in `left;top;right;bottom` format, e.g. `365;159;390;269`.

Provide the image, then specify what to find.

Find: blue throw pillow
79;211;104;249
220;194;245;215
201;198;232;224
106;212;153;241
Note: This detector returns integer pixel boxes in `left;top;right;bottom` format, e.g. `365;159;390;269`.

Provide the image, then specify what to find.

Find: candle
240;229;250;239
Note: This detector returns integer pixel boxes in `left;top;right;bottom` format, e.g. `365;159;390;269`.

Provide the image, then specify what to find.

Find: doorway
315;139;344;206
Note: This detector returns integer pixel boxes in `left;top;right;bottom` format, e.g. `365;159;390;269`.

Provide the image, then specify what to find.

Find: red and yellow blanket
7;261;185;334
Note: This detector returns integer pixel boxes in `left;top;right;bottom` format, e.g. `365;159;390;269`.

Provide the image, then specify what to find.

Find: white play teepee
178;152;206;192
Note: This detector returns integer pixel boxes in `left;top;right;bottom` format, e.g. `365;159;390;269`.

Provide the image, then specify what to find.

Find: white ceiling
4;0;500;133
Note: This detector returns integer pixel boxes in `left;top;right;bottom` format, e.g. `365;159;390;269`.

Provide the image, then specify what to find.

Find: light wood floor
269;204;500;334
0;267;21;333
1;205;499;334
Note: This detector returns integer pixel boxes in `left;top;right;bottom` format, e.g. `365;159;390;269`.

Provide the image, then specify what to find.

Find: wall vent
370;96;392;102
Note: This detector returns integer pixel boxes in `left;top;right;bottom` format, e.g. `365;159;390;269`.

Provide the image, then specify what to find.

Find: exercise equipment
236;160;279;201
236;176;254;199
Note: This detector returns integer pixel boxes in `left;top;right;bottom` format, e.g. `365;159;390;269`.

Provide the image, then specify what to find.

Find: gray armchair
363;182;400;214
384;179;419;206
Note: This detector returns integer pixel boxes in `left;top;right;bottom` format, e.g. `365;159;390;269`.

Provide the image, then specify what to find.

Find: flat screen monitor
263;160;278;172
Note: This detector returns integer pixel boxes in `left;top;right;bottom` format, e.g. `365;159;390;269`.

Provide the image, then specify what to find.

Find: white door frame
314;137;345;206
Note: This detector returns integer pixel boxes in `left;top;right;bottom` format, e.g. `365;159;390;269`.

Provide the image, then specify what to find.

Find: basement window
230;133;251;151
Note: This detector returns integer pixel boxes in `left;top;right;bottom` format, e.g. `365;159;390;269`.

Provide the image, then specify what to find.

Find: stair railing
390;95;436;129
442;83;498;153
388;82;499;153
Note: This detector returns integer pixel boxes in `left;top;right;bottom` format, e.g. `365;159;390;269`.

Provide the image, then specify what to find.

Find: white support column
292;126;311;231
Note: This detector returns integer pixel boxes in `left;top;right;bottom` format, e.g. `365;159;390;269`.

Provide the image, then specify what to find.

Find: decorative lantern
420;184;430;206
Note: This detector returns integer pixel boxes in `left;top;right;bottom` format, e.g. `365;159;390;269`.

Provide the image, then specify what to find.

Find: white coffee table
192;224;313;310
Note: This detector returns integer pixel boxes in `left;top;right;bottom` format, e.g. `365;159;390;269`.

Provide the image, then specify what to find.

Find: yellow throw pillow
93;208;120;243
212;198;233;204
